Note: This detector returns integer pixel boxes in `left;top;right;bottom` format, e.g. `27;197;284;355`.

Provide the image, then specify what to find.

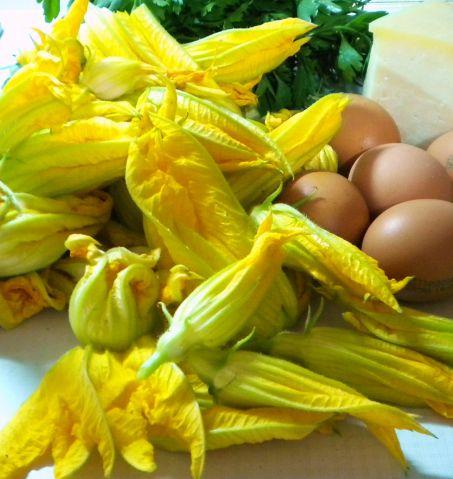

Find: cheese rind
363;2;453;147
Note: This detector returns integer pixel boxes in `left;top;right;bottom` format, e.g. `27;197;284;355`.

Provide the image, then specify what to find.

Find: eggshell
330;94;401;167
280;171;370;243
349;143;452;215
427;130;453;182
362;199;453;301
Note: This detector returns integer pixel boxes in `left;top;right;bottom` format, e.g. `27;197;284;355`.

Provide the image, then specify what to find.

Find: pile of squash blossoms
0;1;452;478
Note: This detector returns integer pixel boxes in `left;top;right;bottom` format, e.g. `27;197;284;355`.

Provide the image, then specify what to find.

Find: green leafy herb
37;0;62;22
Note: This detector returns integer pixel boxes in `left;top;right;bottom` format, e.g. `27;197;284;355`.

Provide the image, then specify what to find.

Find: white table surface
0;2;452;478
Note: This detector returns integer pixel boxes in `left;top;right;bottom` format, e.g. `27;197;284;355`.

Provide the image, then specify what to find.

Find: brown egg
349;143;452;215
362;199;453;302
330;94;401;167
427;130;453;182
280;171;370;243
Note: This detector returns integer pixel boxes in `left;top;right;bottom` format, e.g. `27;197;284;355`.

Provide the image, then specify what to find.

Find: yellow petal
139;227;296;377
52;0;89;41
107;408;156;473
3;117;133;197
229;93;349;208
203;406;330;450
141;363;206;479
0;73;72;153
270;93;349;168
366;424;407;469
269;328;453;416
158;264;201;305
343;299;453;366
265;109;295;130
82;6;140;60
303;144;338;173
130;5;198;71
121;341;205;479
189;348;430;467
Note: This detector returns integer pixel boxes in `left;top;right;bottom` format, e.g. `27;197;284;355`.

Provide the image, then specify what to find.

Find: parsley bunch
38;0;386;111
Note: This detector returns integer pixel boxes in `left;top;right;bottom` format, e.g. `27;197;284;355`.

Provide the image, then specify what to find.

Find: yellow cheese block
363;1;453;147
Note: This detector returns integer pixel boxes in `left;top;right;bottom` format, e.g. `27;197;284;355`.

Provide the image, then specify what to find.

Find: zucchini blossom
138;223;294;378
188;348;429;468
0;182;112;278
268;328;453;417
66;234;160;350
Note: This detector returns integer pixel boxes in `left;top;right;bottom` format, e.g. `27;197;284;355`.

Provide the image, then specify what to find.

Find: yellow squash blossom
126;108;256;275
71;98;138;122
66;234;160;351
203;406;332;450
10;0;88;88
264;108;296;130
228;93;349;208
81;5;241;111
152;405;334;452
0;73;73;154
188;348;430;468
184;18;315;84
127;92;299;340
157;264;201;305
137;222;296;378
9;0;89;90
343;296;453;367
303;144;339;173
0;338;206;479
251;202;409;310
0;183;112;279
268;328;453;417
0;348;116;479
146;87;290;175
1;117;134;197
0;272;66;330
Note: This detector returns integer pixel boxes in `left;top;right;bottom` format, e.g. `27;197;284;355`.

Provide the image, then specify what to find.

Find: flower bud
67;234;160;350
0;183;112;278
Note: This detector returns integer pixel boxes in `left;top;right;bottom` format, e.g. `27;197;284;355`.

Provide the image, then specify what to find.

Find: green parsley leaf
37;0;61;21
338;34;363;83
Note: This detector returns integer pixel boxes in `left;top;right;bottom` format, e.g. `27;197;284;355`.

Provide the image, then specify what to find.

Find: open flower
0;338;205;479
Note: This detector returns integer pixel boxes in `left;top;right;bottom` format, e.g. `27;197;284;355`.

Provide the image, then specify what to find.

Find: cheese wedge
363;2;453;147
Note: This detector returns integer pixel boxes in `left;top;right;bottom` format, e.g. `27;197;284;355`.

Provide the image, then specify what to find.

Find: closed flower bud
66;234;160;350
0;182;112;278
268;328;453;417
